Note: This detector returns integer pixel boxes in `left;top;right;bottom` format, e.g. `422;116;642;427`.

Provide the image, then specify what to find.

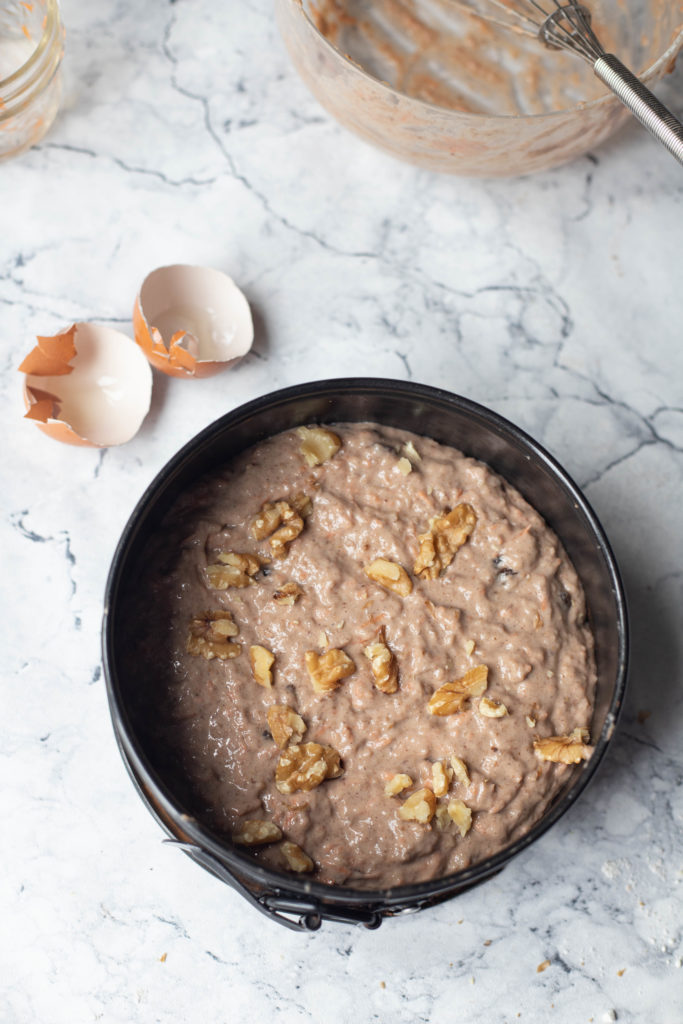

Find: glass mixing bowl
275;0;683;175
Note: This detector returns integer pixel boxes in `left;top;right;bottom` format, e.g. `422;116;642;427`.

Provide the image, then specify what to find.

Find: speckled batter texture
123;423;596;889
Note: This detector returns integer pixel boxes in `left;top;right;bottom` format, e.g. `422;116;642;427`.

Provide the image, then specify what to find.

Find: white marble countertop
3;1;682;1020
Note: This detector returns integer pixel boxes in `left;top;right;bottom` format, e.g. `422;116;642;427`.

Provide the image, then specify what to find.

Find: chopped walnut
434;805;452;831
384;773;413;797
479;697;508;718
205;551;261;589
291;491;312;517
249;645;275;688
280;840;314;873
464;639;476;656
432;760;453;797
275;742;343;793
450;756;471;786
402;440;421;463
413;503;477;580
364;558;413;597
186;612;241;660
267;705;306;749
448;799;473;837
250;499;306;557
270;512;304;557
398;788;436;824
526;715;537;729
232;819;282;845
533;728;592;764
428;665;488;716
363;628;398;694
272;581;303;606
397;457;412;476
305;648;355;694
297;425;342;466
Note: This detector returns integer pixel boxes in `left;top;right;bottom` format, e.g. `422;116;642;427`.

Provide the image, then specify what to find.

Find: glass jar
0;0;64;161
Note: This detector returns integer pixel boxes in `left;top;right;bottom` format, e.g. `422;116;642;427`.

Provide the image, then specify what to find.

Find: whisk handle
594;54;683;166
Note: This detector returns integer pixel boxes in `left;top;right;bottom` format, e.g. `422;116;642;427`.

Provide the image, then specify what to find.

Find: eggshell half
133;264;254;378
19;323;153;447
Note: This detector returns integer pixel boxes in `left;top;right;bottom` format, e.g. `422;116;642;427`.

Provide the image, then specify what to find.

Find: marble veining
2;0;682;1020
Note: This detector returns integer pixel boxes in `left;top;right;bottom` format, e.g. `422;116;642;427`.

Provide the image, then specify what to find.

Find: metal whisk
451;0;683;165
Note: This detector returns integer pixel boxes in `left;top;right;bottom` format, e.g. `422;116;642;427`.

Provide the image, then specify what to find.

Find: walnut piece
272;581;303;606
249;645;275;688
363;628;398;694
250;499;307;557
448;799;473;837
432;760;453;797
402;441;421;463
275;742;343;794
479;697;508;718
428;665;488;716
384;773;413;797
533;728;592;764
232;819;282;845
186;612;241;660
364;558;413;597
398;788;436;824
464;639;476;656
305;648;355;694
280;840;314;873
413;503;477;580
267;705;306;749
450;756;471;786
434;805;452;831
296;425;342;466
205;551;261;589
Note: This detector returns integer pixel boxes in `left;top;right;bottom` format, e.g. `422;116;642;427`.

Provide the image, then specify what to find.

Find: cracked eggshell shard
19;323;153;447
133;264;254;378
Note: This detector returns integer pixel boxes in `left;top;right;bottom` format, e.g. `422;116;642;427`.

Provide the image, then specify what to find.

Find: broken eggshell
19;323;153;447
133;264;254;378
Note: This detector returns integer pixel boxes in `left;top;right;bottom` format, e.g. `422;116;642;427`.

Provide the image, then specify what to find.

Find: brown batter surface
123;423;596;889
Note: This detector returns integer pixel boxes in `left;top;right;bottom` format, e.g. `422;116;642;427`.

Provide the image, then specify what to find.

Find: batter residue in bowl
309;0;625;115
122;423;596;889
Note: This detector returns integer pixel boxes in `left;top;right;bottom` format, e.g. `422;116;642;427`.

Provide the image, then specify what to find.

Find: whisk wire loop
444;0;683;164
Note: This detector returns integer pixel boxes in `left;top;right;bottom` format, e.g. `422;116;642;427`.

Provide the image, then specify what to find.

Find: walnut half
280;840;314;873
363;628;398;694
186;612;241;661
384;773;413;797
533;728;592;764
428;665;488;716
478;697;508;718
305;648;355;694
232;819;282;845
272;581;303;606
398;788;436;824
363;558;413;597
297;425;342;466
275;742;343;793
413;503;477;580
447;799;473;837
250;499;307;558
432;760;453;797
204;551;261;590
436;801;473;837
267;705;306;749
249;645;275;688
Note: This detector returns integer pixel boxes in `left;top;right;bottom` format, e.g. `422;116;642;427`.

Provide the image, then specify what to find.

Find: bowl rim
283;0;683;123
102;378;629;915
